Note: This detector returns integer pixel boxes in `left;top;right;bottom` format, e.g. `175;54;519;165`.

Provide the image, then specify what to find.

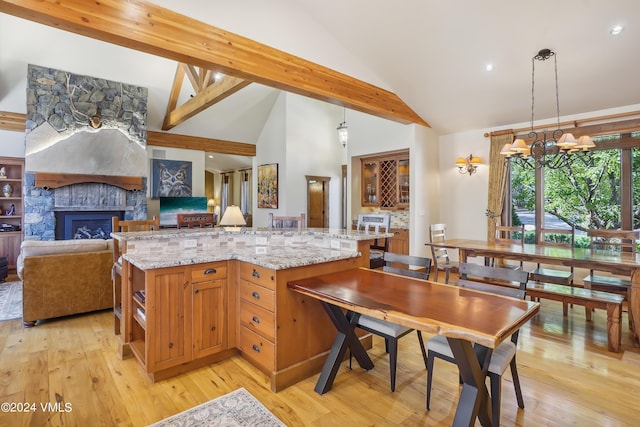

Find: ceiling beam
0;110;256;157
0;111;26;132
147;131;256;157
0;0;430;127
162;63;252;131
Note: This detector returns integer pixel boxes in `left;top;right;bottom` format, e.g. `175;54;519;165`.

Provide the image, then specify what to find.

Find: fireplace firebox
55;211;124;240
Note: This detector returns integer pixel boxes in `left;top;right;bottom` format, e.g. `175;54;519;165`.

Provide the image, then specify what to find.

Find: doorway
306;175;330;228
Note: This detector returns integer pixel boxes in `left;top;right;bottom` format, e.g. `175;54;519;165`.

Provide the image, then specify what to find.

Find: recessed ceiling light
208;154;214;159
214;72;224;81
485;64;494;72
610;25;624;35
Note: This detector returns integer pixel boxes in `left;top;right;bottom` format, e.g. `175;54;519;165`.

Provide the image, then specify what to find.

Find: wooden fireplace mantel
34;172;144;191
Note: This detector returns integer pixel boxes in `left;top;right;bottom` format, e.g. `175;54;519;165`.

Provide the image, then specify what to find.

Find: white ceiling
2;0;639;170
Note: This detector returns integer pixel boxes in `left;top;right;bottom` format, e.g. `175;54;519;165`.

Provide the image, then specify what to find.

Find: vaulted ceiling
1;0;639;169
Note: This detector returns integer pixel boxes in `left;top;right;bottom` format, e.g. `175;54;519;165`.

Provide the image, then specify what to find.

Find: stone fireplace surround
24;172;147;241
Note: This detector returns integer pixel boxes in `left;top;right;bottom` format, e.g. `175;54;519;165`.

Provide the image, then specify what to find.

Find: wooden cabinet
361;151;409;209
237;262;276;372
127;261;228;380
192;262;227;359
0;157;23;271
388;228;409;255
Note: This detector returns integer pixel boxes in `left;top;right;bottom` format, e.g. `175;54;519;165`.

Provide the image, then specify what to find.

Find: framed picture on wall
257;163;278;208
151;159;193;198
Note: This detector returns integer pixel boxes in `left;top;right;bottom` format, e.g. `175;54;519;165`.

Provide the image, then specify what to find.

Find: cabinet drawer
240;300;275;342
239;280;275;312
240;326;275;371
238;263;276;290
192;261;227;283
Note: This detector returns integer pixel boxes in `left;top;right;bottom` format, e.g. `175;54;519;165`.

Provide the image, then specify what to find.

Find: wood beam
0;111;26;132
163;75;251;131
0;111;256;156
0;0;429;127
147;131;256;157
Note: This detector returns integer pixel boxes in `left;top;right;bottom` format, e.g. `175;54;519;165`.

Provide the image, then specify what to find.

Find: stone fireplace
24;172;147;241
23;65;149;240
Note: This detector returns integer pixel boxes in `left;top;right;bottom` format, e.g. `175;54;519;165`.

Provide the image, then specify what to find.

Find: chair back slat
538;226;575;248
458;262;529;293
494;225;525;245
383;252;431;280
587;229;639;254
268;213;306;229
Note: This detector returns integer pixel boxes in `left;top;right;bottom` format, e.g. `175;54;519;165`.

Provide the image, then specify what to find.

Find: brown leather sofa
17;239;113;326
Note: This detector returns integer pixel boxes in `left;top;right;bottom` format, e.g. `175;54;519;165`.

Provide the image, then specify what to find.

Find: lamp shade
219;205;246;227
207;199;215;207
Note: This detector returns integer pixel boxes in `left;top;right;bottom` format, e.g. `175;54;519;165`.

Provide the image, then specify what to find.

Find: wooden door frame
306;175;330;228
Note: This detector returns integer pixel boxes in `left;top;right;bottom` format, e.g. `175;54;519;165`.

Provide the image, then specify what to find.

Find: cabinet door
361;159;379;206
148;268;192;371
0;232;21;269
397;158;410;207
192;278;226;359
388;229;409;255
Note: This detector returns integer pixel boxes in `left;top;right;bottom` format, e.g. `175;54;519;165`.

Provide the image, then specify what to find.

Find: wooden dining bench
526;282;624;353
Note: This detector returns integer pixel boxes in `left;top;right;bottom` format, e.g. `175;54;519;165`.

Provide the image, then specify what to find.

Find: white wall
0;130;25;158
438;103;640;247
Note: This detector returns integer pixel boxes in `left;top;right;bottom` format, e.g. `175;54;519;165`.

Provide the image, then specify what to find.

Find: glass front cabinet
360;151;409;209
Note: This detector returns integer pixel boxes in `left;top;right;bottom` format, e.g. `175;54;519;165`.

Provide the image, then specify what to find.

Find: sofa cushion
20;239;110;257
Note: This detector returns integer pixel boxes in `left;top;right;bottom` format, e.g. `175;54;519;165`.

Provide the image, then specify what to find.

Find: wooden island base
120;254;372;391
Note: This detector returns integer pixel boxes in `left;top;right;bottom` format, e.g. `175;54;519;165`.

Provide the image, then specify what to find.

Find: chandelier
500;49;595;169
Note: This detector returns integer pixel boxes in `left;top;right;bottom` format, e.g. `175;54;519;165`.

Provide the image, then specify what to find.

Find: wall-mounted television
159;197;208;227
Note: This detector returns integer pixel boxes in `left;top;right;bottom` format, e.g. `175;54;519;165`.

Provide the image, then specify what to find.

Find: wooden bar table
288;267;539;427
428;238;640;346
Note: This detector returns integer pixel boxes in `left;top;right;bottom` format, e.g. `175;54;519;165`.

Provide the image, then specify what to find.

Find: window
508;130;640;243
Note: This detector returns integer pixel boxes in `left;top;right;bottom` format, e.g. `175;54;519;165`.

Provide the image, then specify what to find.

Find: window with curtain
240;170;250;214
220;173;229;217
508;129;640;245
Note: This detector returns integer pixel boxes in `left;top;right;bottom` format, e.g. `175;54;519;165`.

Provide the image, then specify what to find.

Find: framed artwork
151;159;193;198
257;163;278;208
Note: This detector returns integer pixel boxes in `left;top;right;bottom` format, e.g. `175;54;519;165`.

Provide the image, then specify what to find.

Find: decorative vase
2;183;13;198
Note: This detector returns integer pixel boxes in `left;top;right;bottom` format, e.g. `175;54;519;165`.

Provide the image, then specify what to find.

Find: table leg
448;338;493;427
314;302;374;394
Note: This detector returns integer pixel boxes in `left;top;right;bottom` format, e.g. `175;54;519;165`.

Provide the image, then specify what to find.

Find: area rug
0;281;22;322
147;387;286;427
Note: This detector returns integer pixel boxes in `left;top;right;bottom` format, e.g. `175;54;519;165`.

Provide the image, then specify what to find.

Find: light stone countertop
123;244;360;270
116;227;390;271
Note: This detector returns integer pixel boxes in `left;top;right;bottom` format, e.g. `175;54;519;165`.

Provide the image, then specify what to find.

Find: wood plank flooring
0;299;639;426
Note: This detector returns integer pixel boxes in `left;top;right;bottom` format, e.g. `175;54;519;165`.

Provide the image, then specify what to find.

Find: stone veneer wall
23;172;148;241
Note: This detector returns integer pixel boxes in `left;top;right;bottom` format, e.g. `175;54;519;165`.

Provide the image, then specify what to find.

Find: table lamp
219;205;246;231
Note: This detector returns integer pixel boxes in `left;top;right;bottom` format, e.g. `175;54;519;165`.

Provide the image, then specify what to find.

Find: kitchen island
112;227;390;390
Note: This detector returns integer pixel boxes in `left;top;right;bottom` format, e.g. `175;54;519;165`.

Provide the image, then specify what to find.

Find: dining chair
425;262;529;425
356;213;391;269
111;216;159;335
428;223;459;283
176;212;216;228
352;251;431;391
583;228;639;305
268;213;306;229
530;226;575;314
492;225;525;269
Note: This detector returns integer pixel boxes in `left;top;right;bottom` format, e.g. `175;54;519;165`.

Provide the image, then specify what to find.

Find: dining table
288;267;540;427
426;238;640;346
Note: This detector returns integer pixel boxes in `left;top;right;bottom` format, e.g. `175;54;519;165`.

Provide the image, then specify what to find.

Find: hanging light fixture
501;49;595;169
337;108;348;148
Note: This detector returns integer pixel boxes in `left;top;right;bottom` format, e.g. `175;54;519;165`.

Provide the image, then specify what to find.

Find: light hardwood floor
0;299;639;426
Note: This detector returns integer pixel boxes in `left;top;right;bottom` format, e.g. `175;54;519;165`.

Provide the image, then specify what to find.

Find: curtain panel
486;132;512;240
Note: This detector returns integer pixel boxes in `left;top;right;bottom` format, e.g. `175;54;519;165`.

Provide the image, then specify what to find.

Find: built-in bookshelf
0;157;23;272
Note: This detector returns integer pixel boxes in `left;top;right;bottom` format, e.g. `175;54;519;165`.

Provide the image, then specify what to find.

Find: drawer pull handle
251;291;260;299
203;268;217;275
252;344;261;353
252;316;260;324
252;269;260;278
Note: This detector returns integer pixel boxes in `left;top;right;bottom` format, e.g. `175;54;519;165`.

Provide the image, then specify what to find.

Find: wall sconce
337;108;348;148
456;154;482;176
